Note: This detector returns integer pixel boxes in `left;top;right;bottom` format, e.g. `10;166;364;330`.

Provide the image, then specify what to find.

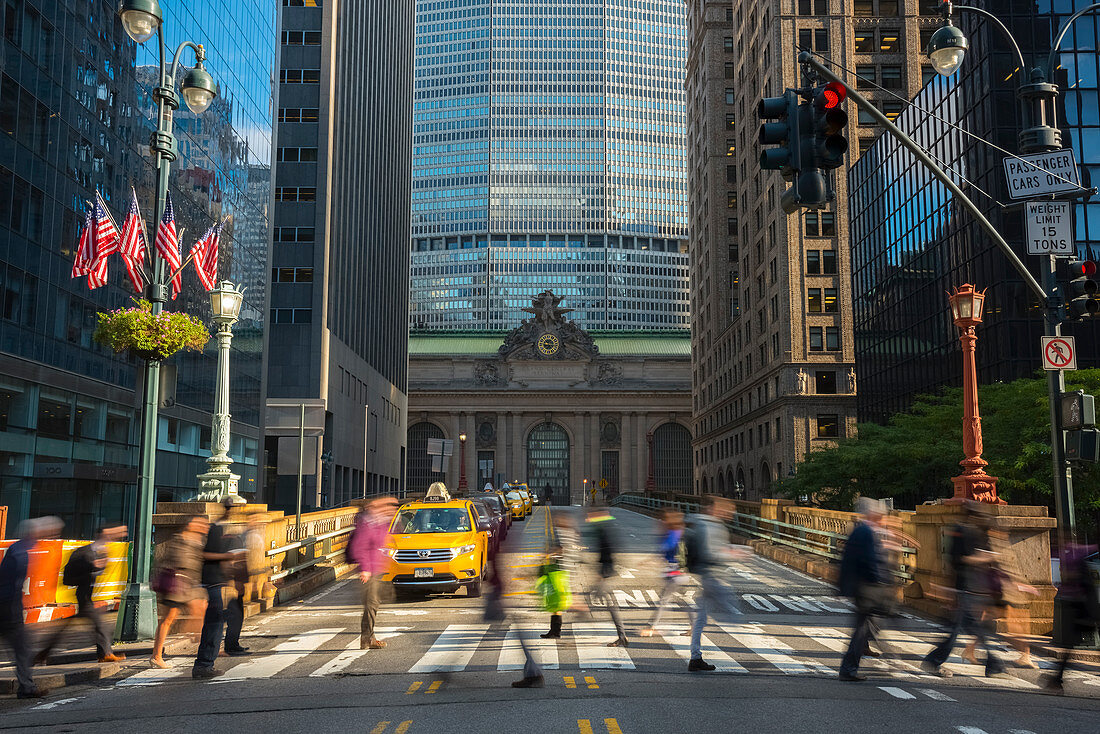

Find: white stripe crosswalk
113;621;1081;692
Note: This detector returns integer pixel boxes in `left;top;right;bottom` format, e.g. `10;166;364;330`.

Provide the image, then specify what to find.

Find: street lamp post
197;281;244;500
947;284;1003;504
114;0;218;642
458;433;468;491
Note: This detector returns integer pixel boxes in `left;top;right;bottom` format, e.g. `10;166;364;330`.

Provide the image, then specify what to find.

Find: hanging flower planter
93;299;210;362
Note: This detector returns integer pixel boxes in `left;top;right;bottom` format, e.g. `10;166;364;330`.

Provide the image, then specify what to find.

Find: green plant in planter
94;299;210;362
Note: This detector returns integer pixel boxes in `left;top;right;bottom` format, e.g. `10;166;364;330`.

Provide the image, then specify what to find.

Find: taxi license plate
414;568;434;578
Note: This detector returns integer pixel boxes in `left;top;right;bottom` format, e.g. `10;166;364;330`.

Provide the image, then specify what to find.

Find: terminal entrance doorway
526;422;570;505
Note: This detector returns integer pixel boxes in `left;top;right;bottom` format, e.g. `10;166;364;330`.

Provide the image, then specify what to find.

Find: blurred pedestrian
961;527;1038;669
583;507;628;648
921;502;1008;678
837;498;889;682
243;511;274;604
639;509;689;637
347;496;398;650
0;516;63;698
1042;542;1099;693
192;501;244;679
150;516;208;668
220;496;251;658
540;513;578;640
36;524;129;665
685;496;752;672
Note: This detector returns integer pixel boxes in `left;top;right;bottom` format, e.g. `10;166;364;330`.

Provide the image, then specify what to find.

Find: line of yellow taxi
502;482;533;520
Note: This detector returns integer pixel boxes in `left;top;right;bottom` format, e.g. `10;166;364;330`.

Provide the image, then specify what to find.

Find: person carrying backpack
685;496;752;671
640;509;689;637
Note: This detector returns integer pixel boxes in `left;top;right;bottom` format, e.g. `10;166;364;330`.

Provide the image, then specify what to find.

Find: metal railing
611;494;915;581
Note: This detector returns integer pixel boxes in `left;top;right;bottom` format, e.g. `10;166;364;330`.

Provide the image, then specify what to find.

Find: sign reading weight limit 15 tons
1026;201;1074;255
1004;148;1081;200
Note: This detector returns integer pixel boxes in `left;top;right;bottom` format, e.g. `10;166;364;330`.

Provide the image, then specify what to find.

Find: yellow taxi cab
380;486;491;597
515;485;534;515
503;487;527;520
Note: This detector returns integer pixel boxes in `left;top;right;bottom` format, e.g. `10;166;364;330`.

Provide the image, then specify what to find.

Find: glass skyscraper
410;0;690;330
0;0;274;536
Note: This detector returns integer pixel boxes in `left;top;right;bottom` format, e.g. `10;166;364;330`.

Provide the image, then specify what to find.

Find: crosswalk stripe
308;628;407;677
217;628;342;681
658;624;748;672
497;624;560;671
879;630;1039;690
719;623;830;675
879;686;916;699
408;624;491;673
573;621;635;670
919;688;956;701
117;665;190;687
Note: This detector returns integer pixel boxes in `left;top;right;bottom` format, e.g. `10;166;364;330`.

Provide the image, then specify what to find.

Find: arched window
407;422;445;493
653;423;692;493
761;461;772;494
527;423;570;505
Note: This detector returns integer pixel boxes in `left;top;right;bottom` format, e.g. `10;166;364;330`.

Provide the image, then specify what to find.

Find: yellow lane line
577;720;594;734
395;722;412;734
426;680;443;694
605;718;623;734
502;590;537;596
405;681;421;694
563;675;577;689
369;723;390;734
584;675;598;689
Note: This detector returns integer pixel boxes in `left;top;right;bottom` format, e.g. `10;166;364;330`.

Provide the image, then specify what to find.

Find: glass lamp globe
928;23;968;76
182;65;218;114
117;0;162;44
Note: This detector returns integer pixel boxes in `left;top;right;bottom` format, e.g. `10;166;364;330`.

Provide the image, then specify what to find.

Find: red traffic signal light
816;81;847;110
1068;259;1097;278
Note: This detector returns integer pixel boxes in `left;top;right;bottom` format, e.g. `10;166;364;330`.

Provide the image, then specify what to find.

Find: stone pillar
494;411;507;489
447;412;462;490
588;412;601;494
569;413;583;505
635;412;648;494
511;411;523;481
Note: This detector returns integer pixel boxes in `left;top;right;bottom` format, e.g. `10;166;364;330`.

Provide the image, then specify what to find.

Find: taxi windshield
506;492;522;502
391;507;472;534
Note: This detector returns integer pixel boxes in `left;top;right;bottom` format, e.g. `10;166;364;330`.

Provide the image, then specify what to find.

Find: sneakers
99;653;126;663
688;658;716;672
511;675;545;688
920;660;953;678
191;667;223;680
16;687;48;699
606;637;629;648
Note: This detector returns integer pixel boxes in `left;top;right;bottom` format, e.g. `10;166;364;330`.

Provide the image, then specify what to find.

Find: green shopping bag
537;562;572;613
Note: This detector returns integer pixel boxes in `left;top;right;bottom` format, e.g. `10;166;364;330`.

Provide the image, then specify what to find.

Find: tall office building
409;0;690;331
850;2;1100;426
265;0;413;510
0;0;274;536
687;0;938;498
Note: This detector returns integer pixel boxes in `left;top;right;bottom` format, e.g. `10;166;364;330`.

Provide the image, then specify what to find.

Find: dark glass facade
266;0;412;512
849;0;1100;424
0;0;274;536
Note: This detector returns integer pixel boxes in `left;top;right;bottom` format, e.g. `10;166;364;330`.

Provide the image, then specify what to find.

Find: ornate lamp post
115;0;218;642
645;431;656;492
458;433;468;491
197;281;244;500
947;284;1003;504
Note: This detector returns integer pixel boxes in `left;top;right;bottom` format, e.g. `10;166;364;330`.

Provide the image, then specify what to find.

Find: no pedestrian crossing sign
1042;336;1076;371
1025;201;1074;256
1004;149;1081;200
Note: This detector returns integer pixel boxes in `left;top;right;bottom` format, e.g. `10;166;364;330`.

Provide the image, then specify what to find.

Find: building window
815;29;829;53
880;65;903;89
804;212;819;236
807;288;822;313
727;217;738;235
858;107;877;126
809;327;824;351
798;0;829;14
283;0;322;6
816;371;836;394
726;139;736;156
817;414;840;438
856;65;877;88
282;30;322;45
723;37;734;52
822;250;838;274
275;227;316;243
275;187;316;202
276;147;318;162
280;69;321;84
922;64;937;86
920;28;936;51
724;62;735;79
823;288;838;312
820;212;836;236
278;108;320;123
807;250;821;274
854;31;874;53
272;267;314;283
725;114;735;131
826;326;840;351
882;101;904;121
879;30;900;52
854;1;873;17
725;88;736;105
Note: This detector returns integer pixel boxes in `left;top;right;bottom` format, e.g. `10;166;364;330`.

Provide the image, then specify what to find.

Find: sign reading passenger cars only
1042;336;1076;371
1004;149;1081;199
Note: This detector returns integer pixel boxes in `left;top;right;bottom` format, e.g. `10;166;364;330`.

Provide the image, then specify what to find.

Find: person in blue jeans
640;509;689;637
192;498;245;679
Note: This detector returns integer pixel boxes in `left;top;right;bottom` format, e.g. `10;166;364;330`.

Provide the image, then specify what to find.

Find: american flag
189;219;223;291
72;203;95;282
118;188;148;293
89;190;121;287
155;192;182;300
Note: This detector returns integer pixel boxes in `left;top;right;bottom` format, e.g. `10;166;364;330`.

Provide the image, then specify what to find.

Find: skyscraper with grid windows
410;0;690;331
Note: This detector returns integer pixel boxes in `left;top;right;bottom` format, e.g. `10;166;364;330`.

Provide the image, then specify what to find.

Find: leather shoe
99;653;126;663
838;672;867;682
688;658;716;672
192;667;223;679
16;688;48;699
225;648;251;657
511;675;545;688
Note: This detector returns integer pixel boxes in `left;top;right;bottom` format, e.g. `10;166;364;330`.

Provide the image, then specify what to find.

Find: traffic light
758;90;800;177
810;81;849;171
1061;259;1099;320
1061;390;1096;431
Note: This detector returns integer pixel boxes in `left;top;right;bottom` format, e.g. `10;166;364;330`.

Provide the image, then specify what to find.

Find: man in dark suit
838;498;886;682
0;516;63;698
36;524;128;664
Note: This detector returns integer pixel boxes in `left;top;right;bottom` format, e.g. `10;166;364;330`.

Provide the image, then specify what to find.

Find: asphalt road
3;506;1098;734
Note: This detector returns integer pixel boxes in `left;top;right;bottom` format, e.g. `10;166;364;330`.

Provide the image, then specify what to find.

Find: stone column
635;412;648;493
588;412;601;493
510;411;523;481
494;411;507;489
448;412;462;490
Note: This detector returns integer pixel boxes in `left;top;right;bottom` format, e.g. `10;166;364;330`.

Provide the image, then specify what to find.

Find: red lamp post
947;284;1003;504
458;433;468;491
645;431;657;492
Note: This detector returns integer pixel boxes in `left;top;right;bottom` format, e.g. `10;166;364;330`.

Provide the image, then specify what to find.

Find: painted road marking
919;689;956;701
497;624;559;671
408;624;491;673
719;623;831;675
426;680;443;694
216;628;341;681
585;675;599;689
578;720;594;734
117;664;191;687
309;627;408;677
879;686;917;699
658;625;748;673
405;681;421;694
573;621;635;670
564;676;577;689
605;719;624;734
